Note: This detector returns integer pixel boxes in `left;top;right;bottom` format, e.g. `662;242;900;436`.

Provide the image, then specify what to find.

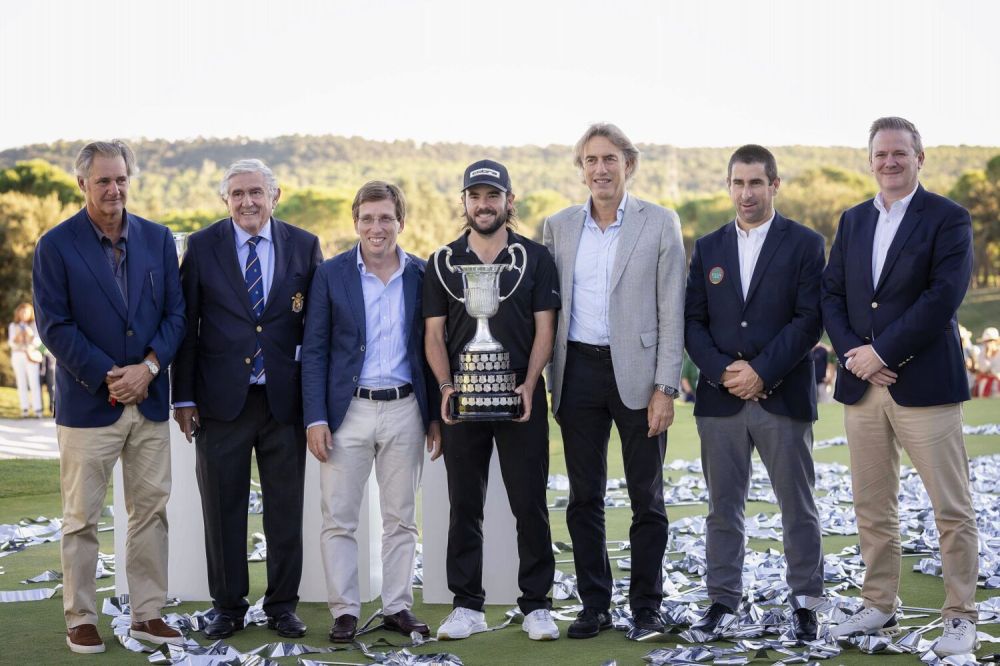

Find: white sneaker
934;618;979;656
522;609;559;641
436;607;487;640
829;606;900;639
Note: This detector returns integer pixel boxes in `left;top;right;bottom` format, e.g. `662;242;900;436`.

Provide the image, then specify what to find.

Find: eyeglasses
358;215;398;225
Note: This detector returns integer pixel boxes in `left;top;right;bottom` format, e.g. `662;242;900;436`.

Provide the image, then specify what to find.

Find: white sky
1;0;998;150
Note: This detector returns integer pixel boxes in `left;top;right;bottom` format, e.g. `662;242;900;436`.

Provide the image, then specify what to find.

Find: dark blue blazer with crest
171;217;322;424
33;209;186;427
301;246;434;432
821;185;973;406
685;212;825;422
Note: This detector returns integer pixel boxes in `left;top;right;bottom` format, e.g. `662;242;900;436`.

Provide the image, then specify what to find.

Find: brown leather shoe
329;614;358;643
130;618;185;646
384;609;431;637
66;624;106;654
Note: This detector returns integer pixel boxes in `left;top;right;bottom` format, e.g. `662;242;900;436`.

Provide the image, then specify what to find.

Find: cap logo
470;168;500;179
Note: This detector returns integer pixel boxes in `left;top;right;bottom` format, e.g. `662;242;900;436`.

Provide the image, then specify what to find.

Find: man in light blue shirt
302;181;439;643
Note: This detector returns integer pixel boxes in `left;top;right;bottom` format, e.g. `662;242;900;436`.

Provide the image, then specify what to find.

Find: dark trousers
195;386;306;618
441;379;554;614
558;344;668;611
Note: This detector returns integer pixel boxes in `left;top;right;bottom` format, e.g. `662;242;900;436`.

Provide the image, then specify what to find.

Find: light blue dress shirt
357;244;412;389
568;193;628;345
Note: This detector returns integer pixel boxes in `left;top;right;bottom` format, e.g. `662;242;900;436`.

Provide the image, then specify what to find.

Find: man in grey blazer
542;123;685;638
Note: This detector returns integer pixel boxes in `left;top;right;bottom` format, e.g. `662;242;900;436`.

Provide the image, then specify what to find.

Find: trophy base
448;392;522;421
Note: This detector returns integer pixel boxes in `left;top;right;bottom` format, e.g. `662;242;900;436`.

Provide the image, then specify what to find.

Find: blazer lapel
874;186;925;295
743;214;788;308
558;209;585;316
858;204;878;296
342;246;367;341
610;196;647;292
721;222;744;307
124;214;148;325
402;258;419;341
263;218;291;317
70;212;127;321
213;220;256;320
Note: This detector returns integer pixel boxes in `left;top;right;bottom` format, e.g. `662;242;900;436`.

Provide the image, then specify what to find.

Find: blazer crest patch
709;266;725;285
292;292;304;313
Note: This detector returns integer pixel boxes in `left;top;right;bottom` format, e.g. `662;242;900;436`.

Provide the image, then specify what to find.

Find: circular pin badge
709;266;725;284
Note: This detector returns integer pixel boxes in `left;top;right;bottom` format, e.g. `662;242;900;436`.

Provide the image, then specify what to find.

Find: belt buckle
393;386;400;400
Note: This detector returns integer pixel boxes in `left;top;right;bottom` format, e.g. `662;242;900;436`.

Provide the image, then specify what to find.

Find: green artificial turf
0;400;998;664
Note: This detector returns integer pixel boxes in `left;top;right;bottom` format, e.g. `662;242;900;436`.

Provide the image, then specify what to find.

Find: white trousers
11;351;42;412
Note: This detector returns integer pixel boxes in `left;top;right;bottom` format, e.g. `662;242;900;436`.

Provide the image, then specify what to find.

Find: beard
465;205;509;236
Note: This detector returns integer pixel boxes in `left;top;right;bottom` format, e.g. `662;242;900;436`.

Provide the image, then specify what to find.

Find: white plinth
114;419;382;604
420;443;520;605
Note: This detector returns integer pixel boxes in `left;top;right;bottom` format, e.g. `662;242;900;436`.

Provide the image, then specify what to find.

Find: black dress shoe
632;607;666;632
692;602;734;633
204;613;243;639
792;608;818;641
329;615;358;643
383;609;430;637
568;608;613;639
268;611;307;638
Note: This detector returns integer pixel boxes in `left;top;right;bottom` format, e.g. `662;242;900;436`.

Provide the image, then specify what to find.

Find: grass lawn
1;399;998;664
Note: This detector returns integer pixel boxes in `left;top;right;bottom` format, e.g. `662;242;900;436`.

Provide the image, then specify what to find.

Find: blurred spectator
975;327;1000;398
8;302;43;417
40;348;57;415
811;342;835;404
959;325;979;394
680;352;699;403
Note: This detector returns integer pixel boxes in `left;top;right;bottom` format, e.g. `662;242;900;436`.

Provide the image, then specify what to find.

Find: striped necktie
245;236;265;381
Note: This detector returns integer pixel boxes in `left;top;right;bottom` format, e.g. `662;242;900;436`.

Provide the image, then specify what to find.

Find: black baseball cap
462;159;511;192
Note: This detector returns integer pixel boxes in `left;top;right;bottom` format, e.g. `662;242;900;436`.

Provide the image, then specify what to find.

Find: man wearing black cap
424;160;561;642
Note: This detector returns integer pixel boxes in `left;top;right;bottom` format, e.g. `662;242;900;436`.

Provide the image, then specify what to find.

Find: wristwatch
143;359;160;377
654;383;679;398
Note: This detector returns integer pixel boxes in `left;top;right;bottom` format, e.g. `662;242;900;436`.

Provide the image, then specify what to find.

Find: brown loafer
130;617;185;646
384;609;431;637
329;614;358;643
67;624;106;654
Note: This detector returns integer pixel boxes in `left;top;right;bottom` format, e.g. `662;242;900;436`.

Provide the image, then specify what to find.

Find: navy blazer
32;209;185;427
301;246;434;432
171;217;322;424
685;213;825;421
821;185;973;406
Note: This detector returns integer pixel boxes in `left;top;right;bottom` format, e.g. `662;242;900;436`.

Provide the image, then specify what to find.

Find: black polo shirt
423;230;560;372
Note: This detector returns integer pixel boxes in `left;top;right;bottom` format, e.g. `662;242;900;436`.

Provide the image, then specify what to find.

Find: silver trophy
433;243;527;420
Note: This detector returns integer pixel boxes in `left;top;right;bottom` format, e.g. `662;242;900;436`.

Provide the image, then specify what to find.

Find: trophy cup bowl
433;243;527;421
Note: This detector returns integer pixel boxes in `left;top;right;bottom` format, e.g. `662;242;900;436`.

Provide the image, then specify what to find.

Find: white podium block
114;419;382;604
420;444;520;605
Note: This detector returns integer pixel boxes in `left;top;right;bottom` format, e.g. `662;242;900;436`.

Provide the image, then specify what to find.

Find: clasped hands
844;344;897;386
105;363;152;405
722;360;766;400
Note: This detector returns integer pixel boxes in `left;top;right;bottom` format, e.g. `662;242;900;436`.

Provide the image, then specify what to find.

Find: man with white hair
172;159;322;640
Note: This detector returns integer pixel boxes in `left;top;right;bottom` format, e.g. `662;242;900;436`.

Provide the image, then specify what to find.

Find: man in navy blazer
171;159;322;640
685;145;824;640
823;117;980;655
302;181;439;643
33;140;186;653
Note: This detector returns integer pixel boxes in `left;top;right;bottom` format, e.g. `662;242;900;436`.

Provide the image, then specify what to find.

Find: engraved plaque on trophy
433;243;527;421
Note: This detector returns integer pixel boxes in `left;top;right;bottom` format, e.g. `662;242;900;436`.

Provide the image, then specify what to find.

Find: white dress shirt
872;184;918;285
735;213;774;299
568;193;627;345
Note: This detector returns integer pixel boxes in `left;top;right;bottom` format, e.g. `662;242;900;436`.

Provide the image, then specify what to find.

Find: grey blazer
542;195;685;413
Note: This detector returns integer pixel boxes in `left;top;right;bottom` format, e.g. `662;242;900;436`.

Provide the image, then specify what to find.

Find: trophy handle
498;243;527;302
433;246;465;303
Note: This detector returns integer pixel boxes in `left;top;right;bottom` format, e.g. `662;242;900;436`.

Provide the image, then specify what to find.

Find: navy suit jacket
32;209;185;427
301;246;434;433
685;213;825;421
820;185;973;406
171;217;322;424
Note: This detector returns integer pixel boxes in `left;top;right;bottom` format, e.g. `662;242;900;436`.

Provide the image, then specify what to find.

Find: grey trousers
696;401;824;610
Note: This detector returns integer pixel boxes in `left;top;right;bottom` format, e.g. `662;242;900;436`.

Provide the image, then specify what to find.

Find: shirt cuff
307;420;329;430
173;401;197;409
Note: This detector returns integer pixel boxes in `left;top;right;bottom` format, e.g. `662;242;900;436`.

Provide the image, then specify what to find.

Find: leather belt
568;341;612;360
354;384;413;401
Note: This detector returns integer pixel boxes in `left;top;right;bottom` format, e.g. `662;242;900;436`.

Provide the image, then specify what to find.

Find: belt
354;384;413;401
568;341;612;360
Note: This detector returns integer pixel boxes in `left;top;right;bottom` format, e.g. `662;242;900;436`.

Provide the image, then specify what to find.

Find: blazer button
737;352;743;358
360;345;366;352
740;321;748;328
256;325;262;333
126;329;134;336
871;302;878;309
244;357;252;365
352;376;358;383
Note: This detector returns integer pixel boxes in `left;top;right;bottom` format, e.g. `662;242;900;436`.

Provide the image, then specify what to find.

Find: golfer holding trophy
424;160;562;642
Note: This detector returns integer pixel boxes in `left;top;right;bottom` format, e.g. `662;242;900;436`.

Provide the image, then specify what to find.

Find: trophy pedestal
450;350;521;421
